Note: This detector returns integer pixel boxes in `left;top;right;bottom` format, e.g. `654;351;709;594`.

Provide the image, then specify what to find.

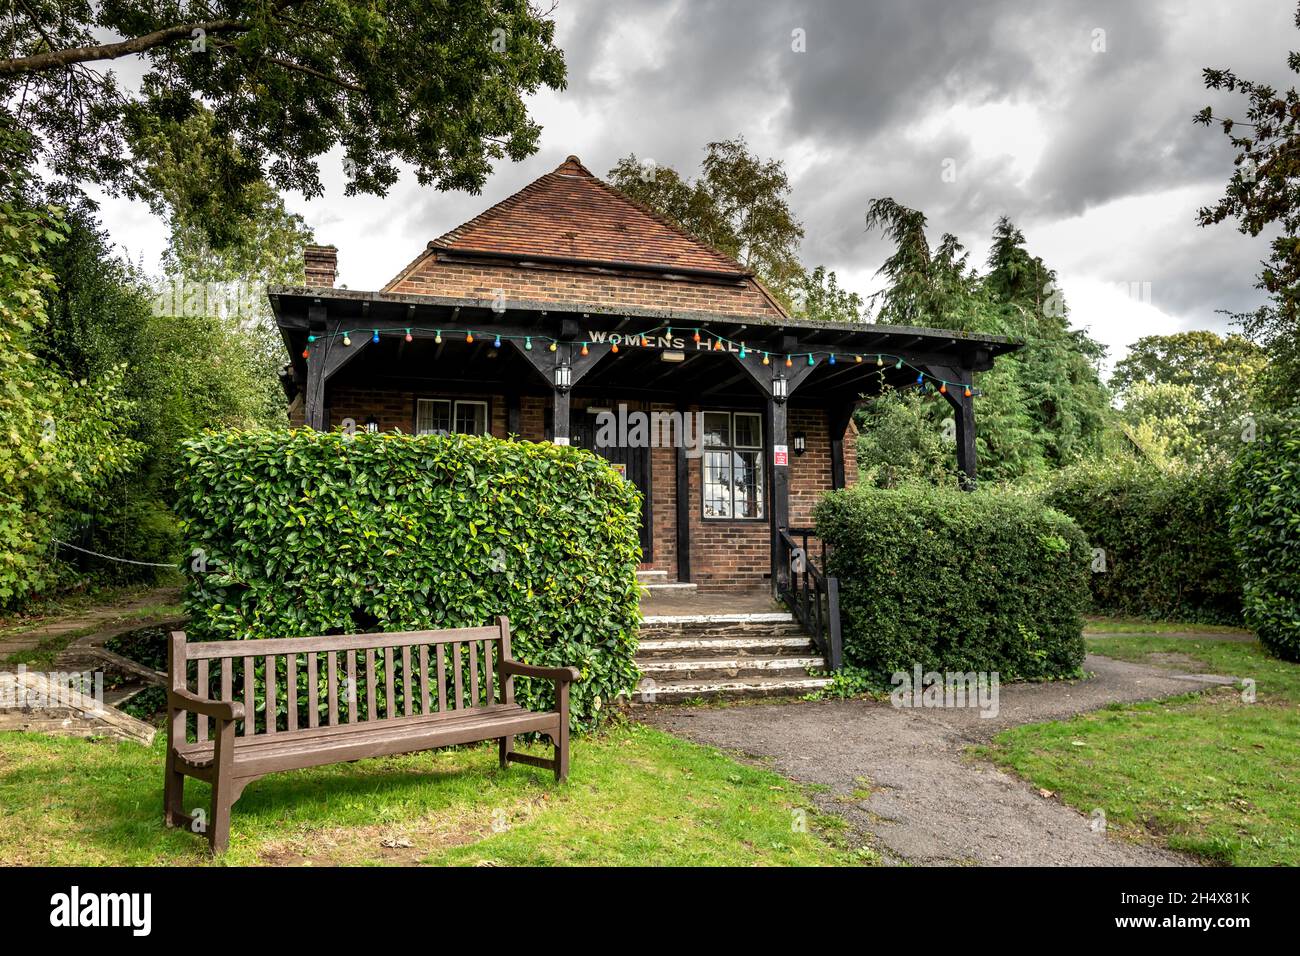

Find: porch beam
510;339;611;444
827;400;858;491
304;308;373;430
675;402;691;583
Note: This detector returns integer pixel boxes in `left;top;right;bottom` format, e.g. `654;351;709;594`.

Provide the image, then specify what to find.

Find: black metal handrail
776;526;843;670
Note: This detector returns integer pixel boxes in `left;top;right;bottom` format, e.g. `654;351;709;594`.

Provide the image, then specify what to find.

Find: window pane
734;450;764;519
417;400;451;435
702;412;730;448
703;451;732;518
734;413;762;449
455;401;488;435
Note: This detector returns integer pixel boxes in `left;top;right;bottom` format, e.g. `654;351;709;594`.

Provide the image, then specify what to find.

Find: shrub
175;429;643;730
1043;460;1241;624
1231;415;1300;661
815;484;1089;681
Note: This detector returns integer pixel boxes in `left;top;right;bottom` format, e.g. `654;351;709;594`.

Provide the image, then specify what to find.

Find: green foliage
815;484;1089;680
175;430;643;731
1044;460;1242;624
791;265;866;323
1230;413;1300;660
1;1;567;248
854;386;956;489
1196;5;1300;402
608;137;805;307
1111;331;1266;461
0;125;142;607
863;202;1113;482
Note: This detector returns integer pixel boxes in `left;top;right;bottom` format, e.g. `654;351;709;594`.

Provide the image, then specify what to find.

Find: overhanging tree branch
0;19;247;76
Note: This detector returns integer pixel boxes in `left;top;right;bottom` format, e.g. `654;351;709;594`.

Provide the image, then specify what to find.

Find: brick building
270;156;1017;597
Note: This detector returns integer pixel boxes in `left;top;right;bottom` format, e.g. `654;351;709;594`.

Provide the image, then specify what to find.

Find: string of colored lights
304;324;980;397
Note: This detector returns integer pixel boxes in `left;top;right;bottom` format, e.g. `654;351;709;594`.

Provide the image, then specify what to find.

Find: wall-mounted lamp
772;375;789;404
793;431;807;456
554;363;573;392
364;415;380;434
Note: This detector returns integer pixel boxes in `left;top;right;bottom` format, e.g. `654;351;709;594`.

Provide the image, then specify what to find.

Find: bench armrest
167;688;245;722
499;659;580;683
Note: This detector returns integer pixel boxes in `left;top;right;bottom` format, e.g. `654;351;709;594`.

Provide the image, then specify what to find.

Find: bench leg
498;734;513;770
554;684;570;782
163;749;186;827
208;720;236;854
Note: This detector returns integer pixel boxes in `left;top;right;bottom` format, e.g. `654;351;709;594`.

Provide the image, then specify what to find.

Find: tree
1195;2;1300;399
862;202;1113;480
609;137;805;306
790;265;865;323
0;1;566;247
0;129;140;606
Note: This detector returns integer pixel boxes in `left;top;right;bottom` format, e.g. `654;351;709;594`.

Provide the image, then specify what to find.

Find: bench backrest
168;617;515;743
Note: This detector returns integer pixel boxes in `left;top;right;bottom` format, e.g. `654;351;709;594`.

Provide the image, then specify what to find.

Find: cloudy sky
93;0;1295;368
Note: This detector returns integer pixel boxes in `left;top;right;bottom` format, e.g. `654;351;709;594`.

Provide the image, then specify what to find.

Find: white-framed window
416;399;488;436
702;410;764;519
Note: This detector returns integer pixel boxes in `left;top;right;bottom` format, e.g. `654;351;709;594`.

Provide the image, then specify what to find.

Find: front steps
634;610;832;702
636;569;697;597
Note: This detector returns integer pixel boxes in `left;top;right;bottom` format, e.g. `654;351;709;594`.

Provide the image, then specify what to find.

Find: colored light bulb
435;330;442;344
404;329;413;343
466;332;474;343
372;329;380;344
762;353;770;366
525;337;533;350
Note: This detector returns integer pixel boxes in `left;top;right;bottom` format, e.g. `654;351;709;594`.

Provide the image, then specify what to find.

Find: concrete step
634;675;834;703
639;582;699;595
637;656;824;681
636;635;816;660
635;569;668;582
641;611;793;627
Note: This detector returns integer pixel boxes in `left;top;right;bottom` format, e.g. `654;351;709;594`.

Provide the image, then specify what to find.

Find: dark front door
571;416;653;561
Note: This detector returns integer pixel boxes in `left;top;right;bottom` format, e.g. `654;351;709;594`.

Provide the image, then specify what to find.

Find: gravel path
643;653;1236;866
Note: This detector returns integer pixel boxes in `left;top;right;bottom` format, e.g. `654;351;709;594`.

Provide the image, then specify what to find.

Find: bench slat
484;641;495;706
265;656;277;735
243;656;254;736
384;646;395;719
419;645;430;715
365;647;377;722
327;651;338;726
288;654;298;733
436;644;447;713
196;658;209;742
453;643;464;710
221;658;233;727
402;646;413;718
344;649;358;724
307;652;319;729
469;641;480;708
184;627;500;659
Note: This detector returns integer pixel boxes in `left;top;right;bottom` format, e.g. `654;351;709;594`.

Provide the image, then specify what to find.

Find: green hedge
815;484;1089;680
176;429;643;730
1043;461;1241;624
1231;416;1300;661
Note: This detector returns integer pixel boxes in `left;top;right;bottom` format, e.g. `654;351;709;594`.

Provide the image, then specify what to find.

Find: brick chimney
303;244;338;287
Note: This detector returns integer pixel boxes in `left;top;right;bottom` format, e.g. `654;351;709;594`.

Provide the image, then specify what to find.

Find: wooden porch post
303;305;372;431
923;361;978;490
733;352;821;595
827;400;858;491
675;402;691;583
509;336;610;445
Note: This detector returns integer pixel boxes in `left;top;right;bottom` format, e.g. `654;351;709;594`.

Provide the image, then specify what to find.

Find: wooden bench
163;616;578;853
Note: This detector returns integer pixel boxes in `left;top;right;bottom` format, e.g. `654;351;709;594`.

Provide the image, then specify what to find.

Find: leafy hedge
1043;461;1241;624
176;429;643;730
1231;416;1300;661
815;484;1089;680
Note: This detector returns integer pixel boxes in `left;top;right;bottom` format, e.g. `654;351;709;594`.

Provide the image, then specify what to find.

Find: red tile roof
383;157;790;321
419;156;748;275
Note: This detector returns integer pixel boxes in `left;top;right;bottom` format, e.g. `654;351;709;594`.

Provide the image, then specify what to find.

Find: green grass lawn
1082;616;1253;636
0;721;866;866
982;632;1300;866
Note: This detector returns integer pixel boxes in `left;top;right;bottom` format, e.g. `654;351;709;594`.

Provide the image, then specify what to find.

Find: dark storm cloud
538;0;1290;331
